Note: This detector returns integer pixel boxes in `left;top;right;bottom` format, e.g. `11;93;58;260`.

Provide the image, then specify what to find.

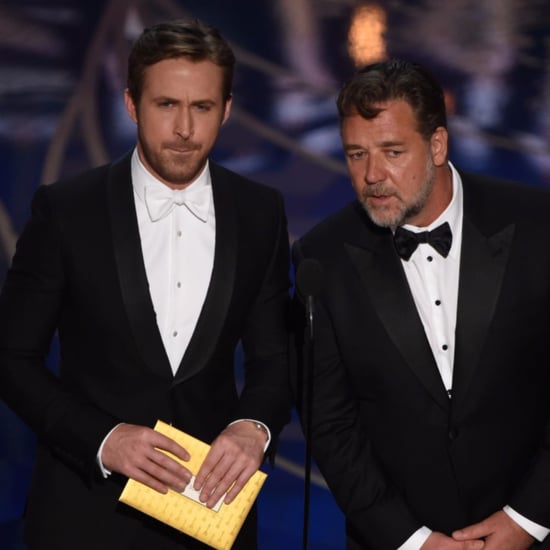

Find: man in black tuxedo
292;59;550;549
0;18;291;550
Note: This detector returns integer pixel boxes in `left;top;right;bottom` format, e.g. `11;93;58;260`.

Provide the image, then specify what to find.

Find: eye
387;150;403;158
348;151;365;160
194;103;212;112
158;100;175;108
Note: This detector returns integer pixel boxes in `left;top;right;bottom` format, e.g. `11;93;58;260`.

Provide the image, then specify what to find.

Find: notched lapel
172;168;237;385
452;218;514;409
345;232;450;411
108;156;173;378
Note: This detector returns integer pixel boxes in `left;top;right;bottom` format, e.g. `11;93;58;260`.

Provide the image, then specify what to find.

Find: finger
463;540;484;550
150;432;191;463
128;460;170;494
453;522;490;541
147;448;193;490
134;454;192;494
121;449;179;494
223;462;257;504
202;451;259;507
194;443;225;490
199;454;236;505
121;451;186;493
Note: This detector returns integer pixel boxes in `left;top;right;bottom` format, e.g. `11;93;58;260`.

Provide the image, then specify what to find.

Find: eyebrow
191;98;217;106
344;144;363;151
152;96;218;106
378;140;405;148
344;140;405;151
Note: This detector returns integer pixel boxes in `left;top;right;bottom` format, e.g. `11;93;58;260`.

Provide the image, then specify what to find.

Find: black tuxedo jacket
293;172;550;549
0;153;291;550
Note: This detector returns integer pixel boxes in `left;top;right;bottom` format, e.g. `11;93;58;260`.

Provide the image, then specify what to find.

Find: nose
175;107;193;140
364;155;384;185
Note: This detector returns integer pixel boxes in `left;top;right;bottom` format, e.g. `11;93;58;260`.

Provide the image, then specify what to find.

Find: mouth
166;143;200;154
367;193;393;203
168;147;196;154
364;184;396;200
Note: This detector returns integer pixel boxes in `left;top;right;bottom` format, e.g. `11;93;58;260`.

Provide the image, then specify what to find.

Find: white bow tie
144;184;211;223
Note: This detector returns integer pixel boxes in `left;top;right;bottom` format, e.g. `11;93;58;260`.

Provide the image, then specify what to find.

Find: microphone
295;258;324;550
296;259;324;340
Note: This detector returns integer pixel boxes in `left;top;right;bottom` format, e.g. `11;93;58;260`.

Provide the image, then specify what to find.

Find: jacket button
448;427;459;441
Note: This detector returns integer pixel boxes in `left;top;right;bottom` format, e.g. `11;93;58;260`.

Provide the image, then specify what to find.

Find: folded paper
119;420;267;550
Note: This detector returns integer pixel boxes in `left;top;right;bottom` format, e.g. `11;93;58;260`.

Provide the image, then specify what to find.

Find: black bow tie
393;222;452;261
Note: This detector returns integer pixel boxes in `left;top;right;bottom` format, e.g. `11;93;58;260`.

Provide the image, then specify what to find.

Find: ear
430;126;448;167
221;95;232;125
124;89;138;124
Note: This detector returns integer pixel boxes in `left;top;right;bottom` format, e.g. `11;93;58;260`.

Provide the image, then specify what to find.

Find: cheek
350;176;365;197
347;162;365;185
387;161;418;190
408;172;419;185
144;118;173;144
198;120;223;145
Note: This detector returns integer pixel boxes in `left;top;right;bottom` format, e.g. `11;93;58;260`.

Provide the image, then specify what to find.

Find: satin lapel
172;165;237;385
345;223;449;411
107;155;172;377
452;216;514;411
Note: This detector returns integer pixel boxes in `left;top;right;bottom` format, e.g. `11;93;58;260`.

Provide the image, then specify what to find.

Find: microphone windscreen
296;258;324;298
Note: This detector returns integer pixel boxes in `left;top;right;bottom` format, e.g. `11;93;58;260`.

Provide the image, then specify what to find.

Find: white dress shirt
132;149;215;372
397;162;548;549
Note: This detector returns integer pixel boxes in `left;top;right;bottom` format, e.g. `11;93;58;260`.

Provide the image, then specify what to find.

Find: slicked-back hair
337;59;447;141
127;17;235;104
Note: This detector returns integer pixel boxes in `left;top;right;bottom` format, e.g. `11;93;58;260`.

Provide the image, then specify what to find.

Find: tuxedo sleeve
0;185;118;481
507;415;550;529
235;190;291;457
291;241;421;549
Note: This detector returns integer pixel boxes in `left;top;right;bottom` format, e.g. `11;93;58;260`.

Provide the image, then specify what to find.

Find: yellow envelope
119;420;267;550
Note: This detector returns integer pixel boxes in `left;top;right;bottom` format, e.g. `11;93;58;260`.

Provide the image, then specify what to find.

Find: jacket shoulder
210;162;282;202
461;172;550;224
297;201;365;251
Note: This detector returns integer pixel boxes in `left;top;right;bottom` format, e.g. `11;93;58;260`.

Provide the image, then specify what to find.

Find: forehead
341;99;421;142
141;57;224;99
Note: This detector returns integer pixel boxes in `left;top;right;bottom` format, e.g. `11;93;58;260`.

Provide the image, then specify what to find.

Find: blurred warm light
348;3;387;66
444;89;457;117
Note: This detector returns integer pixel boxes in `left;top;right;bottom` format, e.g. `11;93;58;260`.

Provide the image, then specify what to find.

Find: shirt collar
402;161;463;259
131;148;212;205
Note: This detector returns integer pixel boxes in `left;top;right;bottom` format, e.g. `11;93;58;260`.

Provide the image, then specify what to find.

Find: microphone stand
302;294;315;550
295;258;323;550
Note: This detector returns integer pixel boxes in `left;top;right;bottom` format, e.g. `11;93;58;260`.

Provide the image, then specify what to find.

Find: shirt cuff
504;505;550;542
96;423;125;478
396;526;432;550
227;419;271;453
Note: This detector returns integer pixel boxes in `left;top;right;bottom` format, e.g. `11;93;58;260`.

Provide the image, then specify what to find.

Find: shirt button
176;282;181;288
177;230;182;237
442;344;448;351
427;256;433;262
435;300;441;306
172;331;178;337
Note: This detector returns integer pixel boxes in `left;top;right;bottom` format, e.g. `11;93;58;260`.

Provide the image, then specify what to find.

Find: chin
363;206;400;229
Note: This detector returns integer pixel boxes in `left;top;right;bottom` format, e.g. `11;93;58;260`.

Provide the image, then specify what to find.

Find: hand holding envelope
119;421;267;550
102;423;192;494
104;416;266;507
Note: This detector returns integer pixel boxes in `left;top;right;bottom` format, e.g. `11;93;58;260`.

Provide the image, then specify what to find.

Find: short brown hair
337;59;447;141
127;18;235;104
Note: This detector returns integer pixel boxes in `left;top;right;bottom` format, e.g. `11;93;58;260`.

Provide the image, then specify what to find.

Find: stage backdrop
1;1;549;548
